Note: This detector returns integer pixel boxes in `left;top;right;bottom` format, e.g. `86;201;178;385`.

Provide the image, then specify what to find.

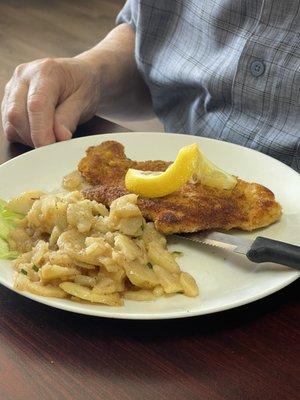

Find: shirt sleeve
116;0;138;30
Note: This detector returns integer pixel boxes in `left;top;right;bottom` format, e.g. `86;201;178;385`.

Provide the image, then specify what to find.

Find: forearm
76;23;152;116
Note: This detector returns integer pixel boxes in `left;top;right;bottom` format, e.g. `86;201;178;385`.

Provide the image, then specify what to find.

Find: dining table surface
0;115;299;400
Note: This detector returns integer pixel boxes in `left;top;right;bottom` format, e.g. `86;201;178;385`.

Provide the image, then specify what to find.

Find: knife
179;231;300;270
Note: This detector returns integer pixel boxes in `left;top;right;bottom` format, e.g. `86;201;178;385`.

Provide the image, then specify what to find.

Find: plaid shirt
117;0;300;171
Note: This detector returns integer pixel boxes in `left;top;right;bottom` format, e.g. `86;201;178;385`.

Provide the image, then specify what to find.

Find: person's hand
1;57;100;147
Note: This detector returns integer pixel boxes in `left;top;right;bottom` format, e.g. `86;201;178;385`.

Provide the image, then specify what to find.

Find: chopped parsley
20;268;27;275
32;265;39;272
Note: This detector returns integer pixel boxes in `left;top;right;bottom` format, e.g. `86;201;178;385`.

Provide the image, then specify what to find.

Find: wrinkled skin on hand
1;57;101;147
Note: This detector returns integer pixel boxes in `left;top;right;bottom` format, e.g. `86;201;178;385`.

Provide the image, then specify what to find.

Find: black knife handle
246;236;300;270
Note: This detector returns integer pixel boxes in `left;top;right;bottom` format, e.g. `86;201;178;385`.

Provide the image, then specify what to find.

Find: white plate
0;132;299;319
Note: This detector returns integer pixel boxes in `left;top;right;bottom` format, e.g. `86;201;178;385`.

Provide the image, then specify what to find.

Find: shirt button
250;60;265;77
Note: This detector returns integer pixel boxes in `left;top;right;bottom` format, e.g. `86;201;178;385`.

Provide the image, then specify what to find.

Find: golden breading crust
78;140;169;185
78;141;282;234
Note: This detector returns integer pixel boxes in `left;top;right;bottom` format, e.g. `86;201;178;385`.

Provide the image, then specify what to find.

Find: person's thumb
54;96;82;141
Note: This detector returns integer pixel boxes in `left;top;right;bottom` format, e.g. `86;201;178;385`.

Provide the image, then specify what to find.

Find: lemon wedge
196;152;237;190
125;143;237;198
125;143;200;198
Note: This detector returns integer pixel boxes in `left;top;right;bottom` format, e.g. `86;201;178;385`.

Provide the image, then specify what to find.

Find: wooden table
0;117;299;400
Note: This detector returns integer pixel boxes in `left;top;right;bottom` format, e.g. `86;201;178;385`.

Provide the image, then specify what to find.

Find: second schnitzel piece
78;141;282;234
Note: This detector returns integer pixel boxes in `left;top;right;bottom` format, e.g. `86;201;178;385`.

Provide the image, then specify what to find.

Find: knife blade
178;231;300;270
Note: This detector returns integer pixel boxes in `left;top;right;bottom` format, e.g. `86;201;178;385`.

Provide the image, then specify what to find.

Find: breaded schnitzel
78;141;282;234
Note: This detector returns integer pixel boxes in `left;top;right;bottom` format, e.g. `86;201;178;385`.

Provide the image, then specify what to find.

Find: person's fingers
54;95;82;141
53;120;73;142
1;85;22;144
3;57;90;147
5;124;31;146
1;80;13;137
3;122;19;143
2;81;33;147
2;64;31;146
27;78;59;147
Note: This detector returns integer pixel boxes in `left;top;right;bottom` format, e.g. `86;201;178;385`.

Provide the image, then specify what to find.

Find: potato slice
124;290;155;301
40;264;78;281
59;282;123;306
180;272;199;297
14;274;67;298
148;242;180;273
7;190;44;214
153;265;183;294
123;262;159;289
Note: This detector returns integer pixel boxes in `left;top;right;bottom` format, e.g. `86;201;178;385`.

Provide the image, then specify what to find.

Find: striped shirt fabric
117;0;300;171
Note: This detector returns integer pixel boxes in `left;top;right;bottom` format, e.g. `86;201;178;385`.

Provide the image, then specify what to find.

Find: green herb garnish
32;265;39;272
20;269;28;275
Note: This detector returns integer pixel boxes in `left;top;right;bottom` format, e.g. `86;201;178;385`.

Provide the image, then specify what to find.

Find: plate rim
1;131;299;179
0;132;299;319
0;271;298;319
